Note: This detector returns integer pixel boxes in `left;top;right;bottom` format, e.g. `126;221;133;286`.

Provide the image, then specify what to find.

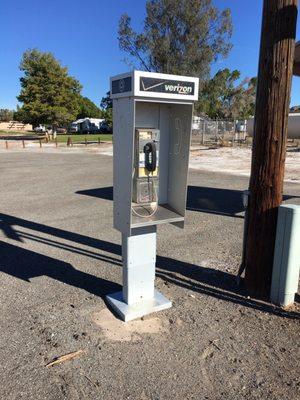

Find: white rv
70;118;104;133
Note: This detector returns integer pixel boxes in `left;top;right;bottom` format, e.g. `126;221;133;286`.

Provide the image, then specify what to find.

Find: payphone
132;128;160;216
106;70;199;321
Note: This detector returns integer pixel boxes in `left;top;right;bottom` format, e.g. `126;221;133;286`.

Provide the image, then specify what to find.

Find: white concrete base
106;289;172;322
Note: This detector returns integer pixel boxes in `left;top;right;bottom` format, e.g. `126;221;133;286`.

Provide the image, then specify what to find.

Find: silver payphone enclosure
107;71;199;321
111;70;199;236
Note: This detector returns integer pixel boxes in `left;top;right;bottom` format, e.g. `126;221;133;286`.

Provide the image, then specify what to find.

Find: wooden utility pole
245;0;298;298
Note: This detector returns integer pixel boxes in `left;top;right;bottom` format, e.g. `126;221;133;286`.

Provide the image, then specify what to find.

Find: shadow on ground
77;186;246;218
0;212;299;320
0;241;120;297
77;186;300;219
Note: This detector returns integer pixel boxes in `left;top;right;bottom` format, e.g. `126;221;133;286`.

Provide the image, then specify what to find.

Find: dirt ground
2;140;300;183
189;146;300;183
0;150;299;400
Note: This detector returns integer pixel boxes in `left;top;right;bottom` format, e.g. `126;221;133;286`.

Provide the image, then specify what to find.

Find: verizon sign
110;71;199;100
140;77;195;96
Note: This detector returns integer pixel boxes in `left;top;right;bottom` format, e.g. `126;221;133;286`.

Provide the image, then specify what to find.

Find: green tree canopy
77;96;101;119
118;0;232;81
0;109;14;122
100;91;112;128
198;69;257;119
13;105;26;122
17;49;82;127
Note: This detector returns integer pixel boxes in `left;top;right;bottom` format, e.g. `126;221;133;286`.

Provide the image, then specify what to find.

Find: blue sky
1;0;300;109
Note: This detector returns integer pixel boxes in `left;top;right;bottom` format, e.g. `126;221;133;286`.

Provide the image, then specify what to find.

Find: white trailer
70;118;104;133
247;113;300;139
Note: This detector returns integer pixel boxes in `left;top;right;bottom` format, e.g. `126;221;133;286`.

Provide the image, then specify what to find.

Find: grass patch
0;130;34;135
53;134;112;143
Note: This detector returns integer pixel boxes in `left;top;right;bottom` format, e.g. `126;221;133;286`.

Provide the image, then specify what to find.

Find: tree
245;0;297;298
100;91;112;110
118;0;232;81
77;96;101;119
0;109;14;122
100;91;112;128
17;49;82;127
236;77;257;119
13;105;26;122
197;69;257;119
290;105;300;112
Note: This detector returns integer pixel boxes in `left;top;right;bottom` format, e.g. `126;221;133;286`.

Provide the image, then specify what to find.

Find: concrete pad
106;289;172;322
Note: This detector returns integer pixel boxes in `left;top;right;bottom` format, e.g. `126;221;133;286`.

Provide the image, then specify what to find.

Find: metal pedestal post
106;226;172;321
237;190;250;282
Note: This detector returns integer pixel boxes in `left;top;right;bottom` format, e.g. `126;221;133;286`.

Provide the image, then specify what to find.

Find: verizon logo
164;83;192;94
140;77;194;95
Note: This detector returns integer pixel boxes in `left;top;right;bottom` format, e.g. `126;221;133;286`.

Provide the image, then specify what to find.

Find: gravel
0;151;299;400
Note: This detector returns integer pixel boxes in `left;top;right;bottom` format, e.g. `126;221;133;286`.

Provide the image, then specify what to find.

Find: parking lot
0;151;299;400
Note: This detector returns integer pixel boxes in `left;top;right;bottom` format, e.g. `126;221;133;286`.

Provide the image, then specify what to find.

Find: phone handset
144;142;157;172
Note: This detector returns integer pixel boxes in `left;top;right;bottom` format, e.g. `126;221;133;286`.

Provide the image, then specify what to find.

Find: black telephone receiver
144;142;157;172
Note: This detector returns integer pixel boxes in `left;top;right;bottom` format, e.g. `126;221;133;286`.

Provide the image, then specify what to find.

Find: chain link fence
192;118;248;146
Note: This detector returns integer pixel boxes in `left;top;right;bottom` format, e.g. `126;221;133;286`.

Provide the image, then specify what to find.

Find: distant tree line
11;49;111;129
0;109;15;122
